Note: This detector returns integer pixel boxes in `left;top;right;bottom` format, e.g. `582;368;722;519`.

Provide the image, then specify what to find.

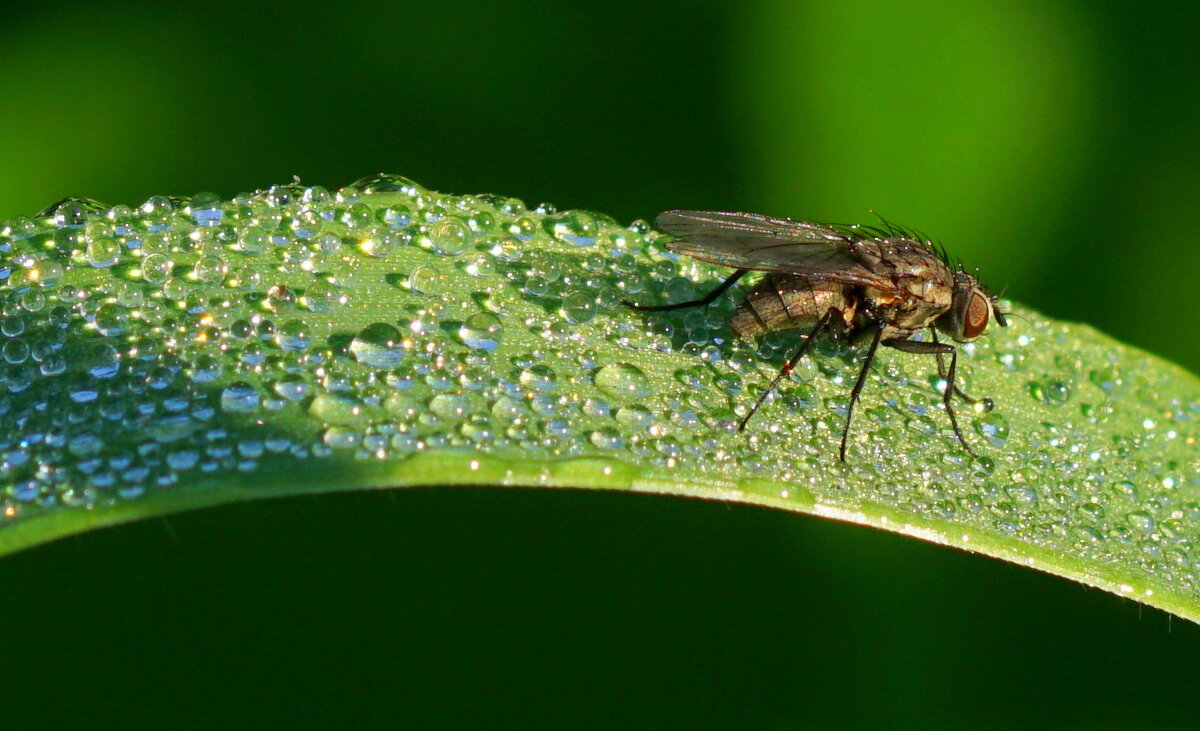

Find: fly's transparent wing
655;210;886;286
656;210;853;243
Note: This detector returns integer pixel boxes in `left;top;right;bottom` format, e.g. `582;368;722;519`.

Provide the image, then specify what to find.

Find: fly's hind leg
885;337;978;457
738;307;844;435
840;324;884;461
623;269;748;312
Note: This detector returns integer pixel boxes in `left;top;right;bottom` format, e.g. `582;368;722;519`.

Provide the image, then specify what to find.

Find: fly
625;209;1008;461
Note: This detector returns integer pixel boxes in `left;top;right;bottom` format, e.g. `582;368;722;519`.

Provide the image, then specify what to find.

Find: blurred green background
1;0;1198;727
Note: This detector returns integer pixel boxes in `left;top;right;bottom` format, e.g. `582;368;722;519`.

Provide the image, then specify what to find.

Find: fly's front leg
885;337;978;458
623;269;749;312
927;328;986;405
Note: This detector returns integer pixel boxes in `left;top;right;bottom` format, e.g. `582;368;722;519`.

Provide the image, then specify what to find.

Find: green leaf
2;175;1198;622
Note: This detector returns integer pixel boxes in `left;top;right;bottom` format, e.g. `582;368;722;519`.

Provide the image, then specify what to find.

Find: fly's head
936;271;1007;342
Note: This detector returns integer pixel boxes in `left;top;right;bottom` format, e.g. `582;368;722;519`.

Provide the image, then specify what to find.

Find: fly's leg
623;269;748;312
885;338;978;458
840;324;884;461
928;328;987;406
738;307;843;434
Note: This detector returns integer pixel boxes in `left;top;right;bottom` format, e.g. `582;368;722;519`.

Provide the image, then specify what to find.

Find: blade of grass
2;175;1198;622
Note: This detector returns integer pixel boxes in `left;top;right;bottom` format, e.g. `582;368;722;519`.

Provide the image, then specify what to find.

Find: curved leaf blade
2;176;1197;621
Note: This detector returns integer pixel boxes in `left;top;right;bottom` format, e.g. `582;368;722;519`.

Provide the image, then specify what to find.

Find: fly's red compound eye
962;292;990;339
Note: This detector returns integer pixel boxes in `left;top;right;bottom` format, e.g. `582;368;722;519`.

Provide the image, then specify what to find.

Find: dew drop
83;342;121;379
93;304;128;337
273;374;310;401
552;211;600;247
1029;380;1071;406
238;227;270;254
1088;365;1126;397
274;320;311;352
323;427;361;450
427;218;471;256
309;392;365;425
350;322;405;367
589;427;623;449
519;364;558;394
141;253;174;284
560;292;595;325
1127;511;1155;532
428;393;473;421
220;382;261;413
408;265;443;295
593;362;650;402
193;256;228;284
458;313;503;352
973;412;1010;448
86;237;122;268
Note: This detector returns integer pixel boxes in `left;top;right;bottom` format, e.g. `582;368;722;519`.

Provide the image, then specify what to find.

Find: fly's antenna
989;285;1023;327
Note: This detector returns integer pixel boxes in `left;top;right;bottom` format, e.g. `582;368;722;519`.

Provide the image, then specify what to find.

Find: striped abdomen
730;274;855;337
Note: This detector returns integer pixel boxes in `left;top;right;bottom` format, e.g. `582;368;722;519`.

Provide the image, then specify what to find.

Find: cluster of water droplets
1;173;1197;599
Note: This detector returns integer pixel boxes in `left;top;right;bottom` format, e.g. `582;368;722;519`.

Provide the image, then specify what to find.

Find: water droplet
323;426;361;450
350;322;405;367
141;253;174;284
309;392;366;425
359;230;404;258
560;292;595;325
519;364;558;394
428;393;473;421
1029;380;1071;406
593;362;650;401
589;427;623;449
86;237;122;268
274;320;311;351
1088;365;1126;397
182;353;220;384
221;382;261;413
458;313;503;352
193;256;228;284
238;227;270;254
508;216;538;240
83;342;120;379
551;211;600;247
973;412;1009;448
427;218;471;256
273;374;310;401
1127;511;1155;532
408;265;443;295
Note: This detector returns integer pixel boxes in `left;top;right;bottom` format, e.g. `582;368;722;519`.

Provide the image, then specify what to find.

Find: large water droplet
560;292;595;325
427;218;471;256
1029;380;1071;406
593;362;650;402
309;393;366;425
974;412;1010;448
519;364;558;394
350;322;405;367
458;313;503;352
221;382;261;413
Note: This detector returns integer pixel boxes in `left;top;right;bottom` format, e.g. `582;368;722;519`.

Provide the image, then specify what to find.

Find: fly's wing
655;210;887;287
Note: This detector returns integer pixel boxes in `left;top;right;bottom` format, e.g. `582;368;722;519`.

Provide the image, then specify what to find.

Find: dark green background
1;0;1197;727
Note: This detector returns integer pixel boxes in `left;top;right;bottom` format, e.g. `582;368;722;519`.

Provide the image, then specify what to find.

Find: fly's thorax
853;238;957;332
730;273;854;337
934;272;993;342
861;277;953;333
